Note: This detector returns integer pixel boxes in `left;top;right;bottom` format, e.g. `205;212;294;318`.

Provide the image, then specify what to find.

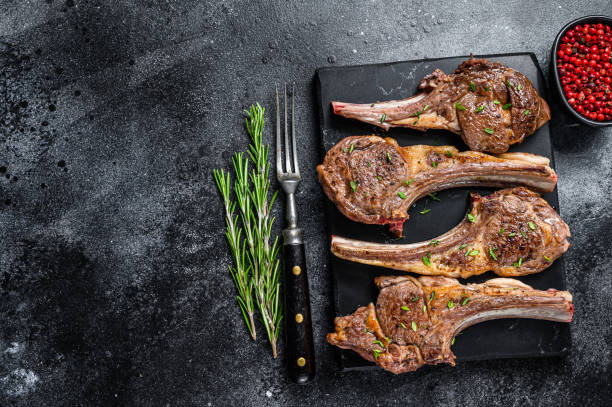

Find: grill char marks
317;135;558;236
331;58;551;153
327;275;573;374
331;187;571;278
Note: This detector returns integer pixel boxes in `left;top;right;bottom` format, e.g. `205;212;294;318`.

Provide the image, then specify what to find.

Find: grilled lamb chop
317;135;557;236
331;58;551;153
331;187;570;278
327;275;573;374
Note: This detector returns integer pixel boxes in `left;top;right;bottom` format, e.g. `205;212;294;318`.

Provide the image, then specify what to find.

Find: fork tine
276;85;282;177
284;83;293;173
291;83;300;176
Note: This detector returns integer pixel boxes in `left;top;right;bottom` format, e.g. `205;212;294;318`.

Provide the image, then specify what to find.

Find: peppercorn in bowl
552;15;612;127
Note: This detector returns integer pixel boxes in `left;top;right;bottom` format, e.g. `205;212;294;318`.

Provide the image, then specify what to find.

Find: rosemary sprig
242;104;282;358
213;168;256;340
214;103;282;358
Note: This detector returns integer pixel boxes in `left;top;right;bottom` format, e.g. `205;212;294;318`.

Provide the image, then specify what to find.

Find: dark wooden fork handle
283;241;315;384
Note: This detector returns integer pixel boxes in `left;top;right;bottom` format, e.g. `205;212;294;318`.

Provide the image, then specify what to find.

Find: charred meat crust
330;57;551;154
330;187;571;278
317;135;558;236
327;275;573;374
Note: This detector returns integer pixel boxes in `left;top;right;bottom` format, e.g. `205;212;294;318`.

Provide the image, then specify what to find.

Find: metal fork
276;84;315;384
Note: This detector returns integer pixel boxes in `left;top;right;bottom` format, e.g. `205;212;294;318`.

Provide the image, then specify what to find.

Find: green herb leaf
412;296;420;302
506;80;512;88
508;232;516;237
469;249;480;256
494;99;500;104
410;104;430;120
386;152;392;162
428;193;440;201
349;143;354;153
367;162;371;167
456;102;467;111
464;248;471;257
422;253;431;266
489;248;498;261
544;256;552;262
428;291;435;305
373;349;381;359
373;339;385;348
484;128;494;134
398;191;407;199
447;300;455;310
451;337;456;345
401;305;410;311
429;240;440;246
431;160;438;168
400;322;407;329
467;213;476;223
381;113;386;123
475;105;485;113
498;228;505;236
411;321;417;331
370;103;375;107
403;178;414;186
524;109;530;115
420;208;431;215
342;147;347;153
350;180;357;192
377;175;382;181
520;230;527;239
363;327;368;333
444;150;454;158
513;257;523;267
528;221;536;230
461;296;470;306
422;305;427;313
517;84;522;91
458;244;468;250
502;103;512;109
470;81;476;91
485;85;491;91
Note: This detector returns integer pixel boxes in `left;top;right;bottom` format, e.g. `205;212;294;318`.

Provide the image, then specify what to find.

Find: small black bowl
551;15;612;127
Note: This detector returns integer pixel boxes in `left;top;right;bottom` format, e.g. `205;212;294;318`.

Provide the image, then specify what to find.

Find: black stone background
0;1;610;406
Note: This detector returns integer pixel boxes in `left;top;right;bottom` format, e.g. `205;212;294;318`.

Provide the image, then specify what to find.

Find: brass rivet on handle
295;313;304;323
297;357;306;367
292;266;301;276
